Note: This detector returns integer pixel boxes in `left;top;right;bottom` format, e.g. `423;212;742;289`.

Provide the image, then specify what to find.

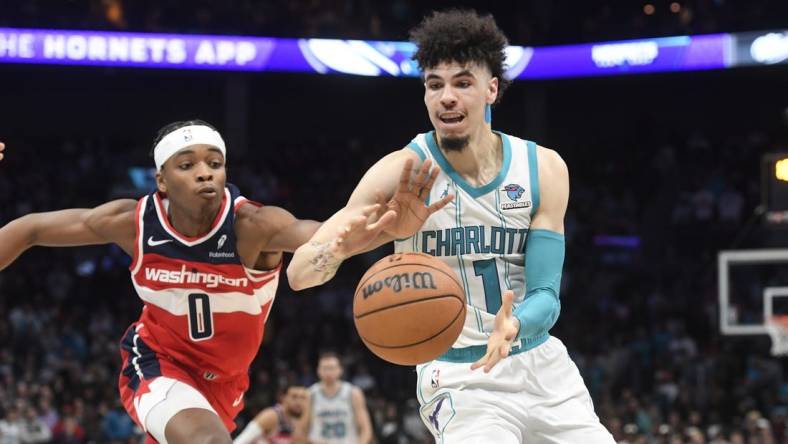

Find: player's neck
320;380;341;395
440;125;501;187
167;201;219;237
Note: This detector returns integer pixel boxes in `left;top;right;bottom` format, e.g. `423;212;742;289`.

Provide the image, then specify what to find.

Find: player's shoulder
535;145;568;179
102;198;139;213
83;199;138;248
236;203;294;231
501;131;568;179
86;199;138;225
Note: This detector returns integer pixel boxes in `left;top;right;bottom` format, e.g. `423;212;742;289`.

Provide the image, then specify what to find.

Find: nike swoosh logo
232;394;244;407
147;236;173;247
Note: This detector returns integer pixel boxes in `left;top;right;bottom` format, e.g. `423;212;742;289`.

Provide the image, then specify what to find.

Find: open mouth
197;187;217;197
439;113;465;125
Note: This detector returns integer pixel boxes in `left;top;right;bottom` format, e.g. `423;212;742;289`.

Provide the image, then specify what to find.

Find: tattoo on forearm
308;241;343;281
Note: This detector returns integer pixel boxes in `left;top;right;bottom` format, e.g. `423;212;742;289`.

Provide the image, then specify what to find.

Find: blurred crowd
1;0;787;45
0;119;786;443
1;0;787;442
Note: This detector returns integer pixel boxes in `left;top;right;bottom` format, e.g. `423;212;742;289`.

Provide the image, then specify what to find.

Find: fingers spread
413;159;431;196
420;167;440;199
398;158;414;192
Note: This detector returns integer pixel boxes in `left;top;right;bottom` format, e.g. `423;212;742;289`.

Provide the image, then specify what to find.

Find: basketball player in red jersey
0;122;410;444
233;385;308;444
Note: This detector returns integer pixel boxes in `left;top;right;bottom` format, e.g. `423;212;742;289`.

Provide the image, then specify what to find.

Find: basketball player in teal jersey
288;10;615;443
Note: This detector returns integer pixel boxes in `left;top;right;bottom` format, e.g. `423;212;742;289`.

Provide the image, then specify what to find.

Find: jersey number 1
188;293;214;341
473;259;502;313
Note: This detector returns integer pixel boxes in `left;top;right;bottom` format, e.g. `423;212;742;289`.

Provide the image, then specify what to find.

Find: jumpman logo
428;397;445;431
440;183;452;204
440;183;450;199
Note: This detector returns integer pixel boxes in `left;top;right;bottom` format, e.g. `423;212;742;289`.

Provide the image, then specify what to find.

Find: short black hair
279;383;305;396
409;9;511;103
149;119;218;158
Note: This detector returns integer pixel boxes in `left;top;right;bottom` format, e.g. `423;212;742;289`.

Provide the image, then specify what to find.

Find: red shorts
117;324;249;441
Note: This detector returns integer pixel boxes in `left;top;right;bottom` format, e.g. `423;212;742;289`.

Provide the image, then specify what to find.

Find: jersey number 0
188;293;214;341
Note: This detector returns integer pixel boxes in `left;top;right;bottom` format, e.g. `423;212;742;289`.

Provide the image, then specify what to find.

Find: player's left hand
382;158;453;239
471;290;519;373
0;142;5;162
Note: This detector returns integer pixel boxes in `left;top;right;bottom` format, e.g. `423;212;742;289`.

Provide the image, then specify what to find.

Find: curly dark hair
409;9;511;103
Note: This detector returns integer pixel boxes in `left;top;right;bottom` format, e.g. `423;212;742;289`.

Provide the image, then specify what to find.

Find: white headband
153;124;226;170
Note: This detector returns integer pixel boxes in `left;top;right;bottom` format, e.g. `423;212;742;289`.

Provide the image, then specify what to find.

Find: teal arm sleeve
514;229;564;341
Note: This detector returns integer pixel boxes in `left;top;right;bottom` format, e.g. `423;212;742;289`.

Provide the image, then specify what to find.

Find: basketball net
765;315;788;356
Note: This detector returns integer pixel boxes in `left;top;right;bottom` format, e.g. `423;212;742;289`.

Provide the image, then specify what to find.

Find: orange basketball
353;252;466;365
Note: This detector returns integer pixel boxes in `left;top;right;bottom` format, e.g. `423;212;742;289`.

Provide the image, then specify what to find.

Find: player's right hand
332;203;397;259
382;158;453;239
0;142;5;162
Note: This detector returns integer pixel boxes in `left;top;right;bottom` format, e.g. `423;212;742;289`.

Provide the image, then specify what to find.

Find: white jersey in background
308;382;357;444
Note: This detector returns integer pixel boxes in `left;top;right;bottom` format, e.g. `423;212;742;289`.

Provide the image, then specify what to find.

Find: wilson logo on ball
361;272;437;299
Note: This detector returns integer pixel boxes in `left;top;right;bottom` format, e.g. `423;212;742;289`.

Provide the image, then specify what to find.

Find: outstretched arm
287;150;452;290
0;199;137;271
237;204;322;254
0;142;137;270
233;407;277;444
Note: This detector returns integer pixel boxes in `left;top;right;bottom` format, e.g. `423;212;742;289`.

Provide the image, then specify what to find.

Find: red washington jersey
129;184;280;380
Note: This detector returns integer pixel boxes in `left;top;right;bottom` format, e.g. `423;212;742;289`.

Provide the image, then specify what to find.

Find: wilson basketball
353;252;466;365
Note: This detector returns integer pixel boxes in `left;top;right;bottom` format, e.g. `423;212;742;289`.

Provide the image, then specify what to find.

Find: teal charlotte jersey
395;131;542;351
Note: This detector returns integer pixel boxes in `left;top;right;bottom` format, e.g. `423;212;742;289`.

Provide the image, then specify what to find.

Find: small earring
484;104;492;124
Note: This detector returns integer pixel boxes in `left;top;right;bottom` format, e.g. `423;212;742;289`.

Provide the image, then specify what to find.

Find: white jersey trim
130;196;149;276
132;281;277;315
